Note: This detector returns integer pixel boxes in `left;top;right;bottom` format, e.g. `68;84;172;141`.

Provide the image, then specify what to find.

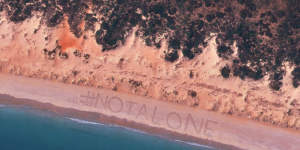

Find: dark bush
206;14;216;22
84;54;90;60
182;48;195;59
85;13;97;31
237;0;245;4
217;45;233;59
168;7;177;15
73;50;82;57
292;67;300;80
250;69;263;80
169;38;181;50
197;20;205;30
95;30;104;45
204;0;214;7
246;3;256;11
47;12;63;27
292;79;299;88
188;90;197;97
273;72;284;80
221;65;231;78
0;2;3;12
224;7;232;13
165;50;179;62
269;80;283;91
276;10;285;18
198;13;204;18
151;3;166;15
59;52;68;59
240;9;252;19
154;42;161;49
216;12;225;18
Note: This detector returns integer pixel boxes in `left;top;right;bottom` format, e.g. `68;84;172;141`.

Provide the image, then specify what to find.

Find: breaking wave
67;117;104;126
175;139;215;150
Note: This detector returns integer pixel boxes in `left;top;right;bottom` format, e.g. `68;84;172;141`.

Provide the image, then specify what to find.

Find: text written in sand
66;91;219;138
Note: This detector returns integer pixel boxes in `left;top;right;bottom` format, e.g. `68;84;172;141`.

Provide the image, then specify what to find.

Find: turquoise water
0;105;215;150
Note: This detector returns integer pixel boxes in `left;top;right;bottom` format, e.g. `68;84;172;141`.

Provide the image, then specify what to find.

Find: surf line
67;90;219;138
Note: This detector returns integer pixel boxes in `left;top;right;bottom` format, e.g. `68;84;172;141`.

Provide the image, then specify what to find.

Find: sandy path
0;73;299;150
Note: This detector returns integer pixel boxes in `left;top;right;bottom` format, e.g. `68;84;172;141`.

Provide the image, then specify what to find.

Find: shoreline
0;73;300;150
0;95;233;150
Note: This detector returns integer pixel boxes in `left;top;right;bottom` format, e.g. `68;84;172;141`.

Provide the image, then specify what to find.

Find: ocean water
0;105;215;150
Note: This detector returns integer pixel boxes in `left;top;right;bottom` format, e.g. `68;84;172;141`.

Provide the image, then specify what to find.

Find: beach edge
0;73;299;150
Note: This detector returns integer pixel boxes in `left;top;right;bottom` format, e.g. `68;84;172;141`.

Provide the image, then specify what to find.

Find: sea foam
68;117;104;126
175;139;215;149
122;126;147;134
108;124;147;135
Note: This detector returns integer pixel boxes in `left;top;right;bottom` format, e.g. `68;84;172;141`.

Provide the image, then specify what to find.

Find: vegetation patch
1;0;299;90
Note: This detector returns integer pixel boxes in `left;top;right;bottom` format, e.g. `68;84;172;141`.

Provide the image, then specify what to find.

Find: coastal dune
0;10;299;131
0;73;299;150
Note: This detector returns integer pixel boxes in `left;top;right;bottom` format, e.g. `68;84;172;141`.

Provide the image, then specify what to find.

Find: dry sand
0;73;300;150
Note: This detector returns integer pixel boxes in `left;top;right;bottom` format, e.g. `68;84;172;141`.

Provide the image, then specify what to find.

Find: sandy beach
0;1;300;150
0;73;299;150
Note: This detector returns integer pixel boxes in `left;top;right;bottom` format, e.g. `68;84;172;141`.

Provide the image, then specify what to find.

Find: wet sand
0;73;300;150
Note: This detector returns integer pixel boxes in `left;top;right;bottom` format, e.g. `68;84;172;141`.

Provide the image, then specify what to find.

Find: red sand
58;17;84;52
